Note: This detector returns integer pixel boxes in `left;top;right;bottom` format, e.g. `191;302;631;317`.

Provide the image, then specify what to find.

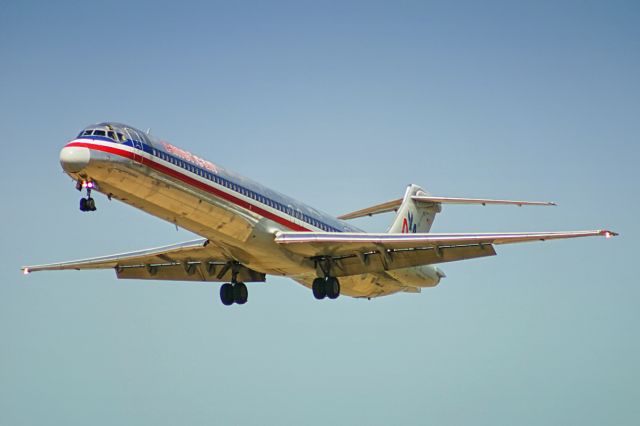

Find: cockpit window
77;124;144;143
125;128;143;142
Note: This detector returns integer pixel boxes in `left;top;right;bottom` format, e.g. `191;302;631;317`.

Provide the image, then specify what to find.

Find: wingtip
601;230;619;238
22;267;30;275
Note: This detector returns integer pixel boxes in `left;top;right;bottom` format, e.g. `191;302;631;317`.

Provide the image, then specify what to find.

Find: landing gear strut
78;180;96;212
219;262;248;306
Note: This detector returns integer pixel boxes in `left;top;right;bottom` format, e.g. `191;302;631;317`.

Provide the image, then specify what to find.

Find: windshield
77;123;129;143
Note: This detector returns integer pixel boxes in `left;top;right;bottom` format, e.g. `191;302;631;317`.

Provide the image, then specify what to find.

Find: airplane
22;122;617;305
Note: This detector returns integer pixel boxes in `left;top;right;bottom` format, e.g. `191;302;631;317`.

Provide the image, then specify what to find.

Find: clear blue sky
1;1;638;424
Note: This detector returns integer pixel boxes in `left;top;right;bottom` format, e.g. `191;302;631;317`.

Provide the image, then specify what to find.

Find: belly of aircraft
72;156;429;299
75;158;313;273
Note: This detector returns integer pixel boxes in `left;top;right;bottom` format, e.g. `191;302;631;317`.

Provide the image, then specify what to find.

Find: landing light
87;181;94;189
605;231;612;239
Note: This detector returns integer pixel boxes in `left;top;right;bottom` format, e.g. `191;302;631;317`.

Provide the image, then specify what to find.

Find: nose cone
60;146;90;173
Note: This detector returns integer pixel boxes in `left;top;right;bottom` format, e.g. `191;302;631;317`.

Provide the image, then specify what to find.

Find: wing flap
116;263;265;282
327;244;497;277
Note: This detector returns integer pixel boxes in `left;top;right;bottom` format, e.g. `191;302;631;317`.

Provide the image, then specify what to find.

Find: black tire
88;198;96;211
79;198;87;211
312;277;326;300
326;277;340;299
220;283;235;306
234;282;248;305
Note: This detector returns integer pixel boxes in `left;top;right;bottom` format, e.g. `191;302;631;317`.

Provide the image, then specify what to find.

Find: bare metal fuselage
63;133;441;298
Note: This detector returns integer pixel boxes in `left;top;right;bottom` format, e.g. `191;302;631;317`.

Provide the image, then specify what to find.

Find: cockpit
77;122;151;145
78;127;126;142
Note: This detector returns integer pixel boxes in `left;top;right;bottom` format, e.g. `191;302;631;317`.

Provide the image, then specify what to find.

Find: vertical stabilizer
388;184;440;233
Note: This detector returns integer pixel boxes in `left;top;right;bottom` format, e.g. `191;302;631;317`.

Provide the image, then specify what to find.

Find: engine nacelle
385;264;444;288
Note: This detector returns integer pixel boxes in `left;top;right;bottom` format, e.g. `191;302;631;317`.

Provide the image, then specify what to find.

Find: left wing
22;239;265;282
275;230;617;258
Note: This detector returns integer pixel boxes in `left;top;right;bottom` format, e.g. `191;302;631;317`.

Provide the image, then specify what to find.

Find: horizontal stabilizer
338;198;402;220
411;196;556;206
339;194;555;220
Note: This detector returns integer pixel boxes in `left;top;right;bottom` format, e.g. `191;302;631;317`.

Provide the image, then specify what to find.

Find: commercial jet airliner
22;123;617;305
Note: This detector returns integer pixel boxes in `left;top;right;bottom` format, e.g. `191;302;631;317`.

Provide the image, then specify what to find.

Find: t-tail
337;183;557;233
387;184;439;233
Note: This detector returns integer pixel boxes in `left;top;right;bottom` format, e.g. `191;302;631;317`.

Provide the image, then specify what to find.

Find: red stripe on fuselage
66;141;311;232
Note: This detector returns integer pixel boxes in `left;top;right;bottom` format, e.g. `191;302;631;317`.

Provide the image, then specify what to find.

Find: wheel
326;277;340;299
87;197;96;211
312;277;326;300
234;282;248;305
79;198;87;211
220;283;235;306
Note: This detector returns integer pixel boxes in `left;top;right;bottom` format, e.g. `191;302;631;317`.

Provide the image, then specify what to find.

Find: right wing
22;239;265;282
275;230;616;258
274;230;617;277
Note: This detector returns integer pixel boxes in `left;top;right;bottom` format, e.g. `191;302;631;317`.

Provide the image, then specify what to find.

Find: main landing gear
311;257;340;300
219;262;248;306
77;180;96;212
220;281;248;306
312;277;341;300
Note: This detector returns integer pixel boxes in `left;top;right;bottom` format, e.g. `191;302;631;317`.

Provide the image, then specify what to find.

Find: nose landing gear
79;197;96;212
77;179;96;212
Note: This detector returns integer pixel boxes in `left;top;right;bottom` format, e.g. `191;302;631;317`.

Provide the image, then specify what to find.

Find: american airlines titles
163;142;219;173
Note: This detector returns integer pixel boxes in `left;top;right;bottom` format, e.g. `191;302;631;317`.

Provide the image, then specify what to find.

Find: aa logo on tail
401;212;417;233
